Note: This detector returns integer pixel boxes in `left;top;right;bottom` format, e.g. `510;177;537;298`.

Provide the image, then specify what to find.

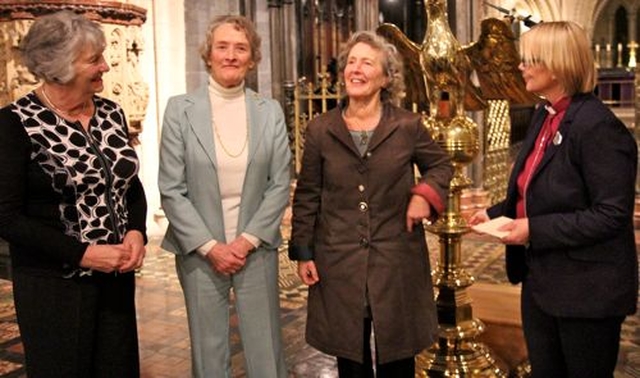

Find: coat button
358;185;365;192
358;201;368;212
360;237;369;247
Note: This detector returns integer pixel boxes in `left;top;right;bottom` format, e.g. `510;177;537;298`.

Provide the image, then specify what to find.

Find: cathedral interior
0;0;639;376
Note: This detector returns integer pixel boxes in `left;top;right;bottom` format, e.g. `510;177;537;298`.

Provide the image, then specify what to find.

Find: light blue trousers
176;249;287;378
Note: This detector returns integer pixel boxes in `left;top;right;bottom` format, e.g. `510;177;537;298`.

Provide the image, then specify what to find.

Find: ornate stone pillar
0;0;149;143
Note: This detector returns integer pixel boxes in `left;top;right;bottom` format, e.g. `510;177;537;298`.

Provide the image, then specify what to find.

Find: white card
471;216;513;239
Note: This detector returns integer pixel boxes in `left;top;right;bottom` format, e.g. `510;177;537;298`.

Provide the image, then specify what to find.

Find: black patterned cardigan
0;92;147;277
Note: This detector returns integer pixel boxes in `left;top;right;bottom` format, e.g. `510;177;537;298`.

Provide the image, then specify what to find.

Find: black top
0;92;147;277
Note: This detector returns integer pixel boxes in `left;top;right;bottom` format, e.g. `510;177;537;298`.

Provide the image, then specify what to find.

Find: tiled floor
133;235;338;378
0;231;638;377
0;234;338;378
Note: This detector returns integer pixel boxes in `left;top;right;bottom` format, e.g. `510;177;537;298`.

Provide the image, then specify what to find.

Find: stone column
267;0;284;105
0;0;149;143
283;0;296;82
354;0;378;31
606;12;615;68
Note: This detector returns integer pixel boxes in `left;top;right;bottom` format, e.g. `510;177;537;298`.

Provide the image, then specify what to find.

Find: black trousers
521;282;624;378
12;270;140;378
336;318;415;378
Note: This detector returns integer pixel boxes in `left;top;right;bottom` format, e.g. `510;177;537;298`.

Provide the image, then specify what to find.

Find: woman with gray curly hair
0;10;147;377
289;30;453;377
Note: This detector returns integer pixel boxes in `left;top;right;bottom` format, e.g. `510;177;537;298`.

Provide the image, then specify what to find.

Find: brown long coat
289;103;453;364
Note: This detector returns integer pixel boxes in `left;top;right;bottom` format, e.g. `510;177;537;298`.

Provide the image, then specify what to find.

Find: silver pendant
360;130;368;146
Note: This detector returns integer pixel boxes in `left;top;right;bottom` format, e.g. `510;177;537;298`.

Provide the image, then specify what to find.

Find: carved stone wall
0;0;149;142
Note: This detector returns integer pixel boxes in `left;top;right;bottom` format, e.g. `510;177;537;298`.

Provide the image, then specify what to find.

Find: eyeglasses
520;57;542;67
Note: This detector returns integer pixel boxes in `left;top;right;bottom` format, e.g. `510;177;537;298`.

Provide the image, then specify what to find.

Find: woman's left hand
499;218;530;245
120;230;146;272
229;236;255;259
406;194;432;232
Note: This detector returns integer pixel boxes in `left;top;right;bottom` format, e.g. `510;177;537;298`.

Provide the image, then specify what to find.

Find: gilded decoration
373;0;537;375
464;18;538;204
483;99;511;204
0;1;148;144
378;16;538;204
286;71;342;174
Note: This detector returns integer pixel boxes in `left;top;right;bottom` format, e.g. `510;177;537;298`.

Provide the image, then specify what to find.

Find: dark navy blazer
488;92;638;318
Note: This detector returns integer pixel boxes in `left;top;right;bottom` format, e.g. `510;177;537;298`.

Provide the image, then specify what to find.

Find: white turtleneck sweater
196;78;259;256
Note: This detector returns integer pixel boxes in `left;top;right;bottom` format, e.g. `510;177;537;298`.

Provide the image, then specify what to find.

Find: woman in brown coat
288;31;453;377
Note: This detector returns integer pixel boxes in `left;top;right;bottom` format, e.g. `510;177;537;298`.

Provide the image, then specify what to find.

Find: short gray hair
337;31;405;104
199;15;262;74
19;10;106;84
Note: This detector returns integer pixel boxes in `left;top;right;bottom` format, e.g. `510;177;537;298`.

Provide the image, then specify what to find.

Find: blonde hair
519;21;596;95
336;31;405;104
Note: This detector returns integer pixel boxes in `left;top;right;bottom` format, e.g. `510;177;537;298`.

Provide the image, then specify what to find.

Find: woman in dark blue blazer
470;21;638;377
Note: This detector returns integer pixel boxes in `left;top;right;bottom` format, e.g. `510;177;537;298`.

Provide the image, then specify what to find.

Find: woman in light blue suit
158;15;291;378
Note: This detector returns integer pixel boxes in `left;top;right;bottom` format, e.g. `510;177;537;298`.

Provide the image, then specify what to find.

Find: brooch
553;131;563;145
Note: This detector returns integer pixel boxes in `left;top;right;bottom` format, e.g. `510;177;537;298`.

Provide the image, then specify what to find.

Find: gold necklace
213;118;249;158
41;86;88;117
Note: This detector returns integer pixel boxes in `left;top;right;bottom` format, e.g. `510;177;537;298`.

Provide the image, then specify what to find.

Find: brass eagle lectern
376;0;534;376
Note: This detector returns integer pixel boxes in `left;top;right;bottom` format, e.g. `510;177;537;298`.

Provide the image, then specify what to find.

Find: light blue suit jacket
158;86;291;255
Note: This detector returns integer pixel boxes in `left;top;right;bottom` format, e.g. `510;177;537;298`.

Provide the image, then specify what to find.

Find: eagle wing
378;22;486;113
463;18;539;105
376;23;428;111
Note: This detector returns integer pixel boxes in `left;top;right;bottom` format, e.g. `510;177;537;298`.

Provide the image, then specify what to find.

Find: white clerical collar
544;104;557;115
